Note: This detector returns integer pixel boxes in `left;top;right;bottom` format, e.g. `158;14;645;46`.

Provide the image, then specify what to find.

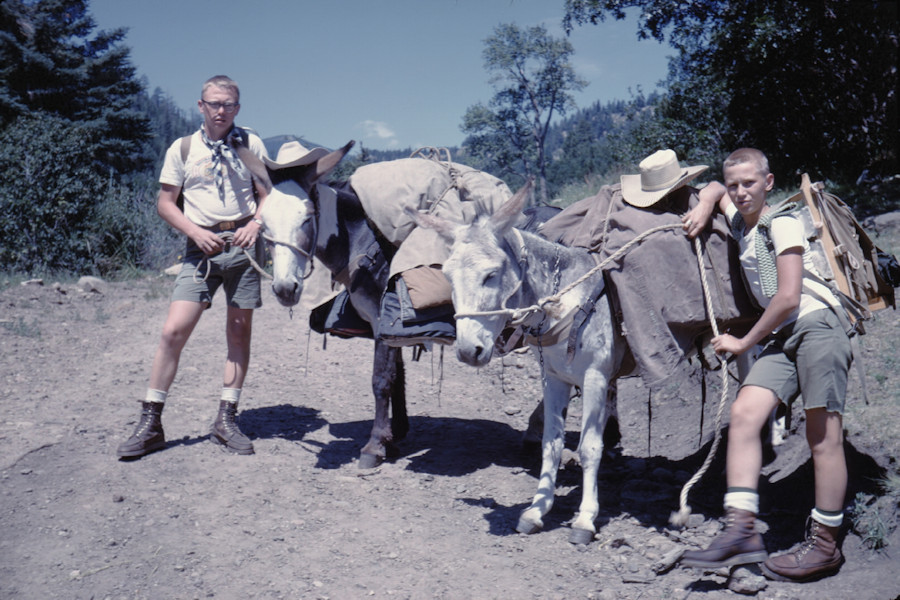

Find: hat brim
263;147;330;170
621;164;709;208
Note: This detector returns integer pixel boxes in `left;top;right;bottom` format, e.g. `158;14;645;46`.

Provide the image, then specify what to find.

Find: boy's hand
191;229;226;255
682;201;715;239
232;221;260;248
683;181;727;238
711;333;746;356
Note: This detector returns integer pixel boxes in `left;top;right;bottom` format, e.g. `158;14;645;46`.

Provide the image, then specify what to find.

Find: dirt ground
2;255;900;600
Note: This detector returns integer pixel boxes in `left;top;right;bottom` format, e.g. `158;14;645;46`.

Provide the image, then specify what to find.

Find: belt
202;216;252;233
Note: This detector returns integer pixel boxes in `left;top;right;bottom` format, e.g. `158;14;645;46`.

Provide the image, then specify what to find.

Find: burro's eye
482;271;498;286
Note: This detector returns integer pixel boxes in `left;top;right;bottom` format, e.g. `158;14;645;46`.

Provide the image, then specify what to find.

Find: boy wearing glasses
117;75;269;458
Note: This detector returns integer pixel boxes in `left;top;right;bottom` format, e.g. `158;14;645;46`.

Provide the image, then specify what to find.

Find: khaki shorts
171;236;264;309
741;308;852;413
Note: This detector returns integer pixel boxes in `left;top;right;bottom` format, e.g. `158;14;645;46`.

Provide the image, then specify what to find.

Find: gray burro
679;508;769;568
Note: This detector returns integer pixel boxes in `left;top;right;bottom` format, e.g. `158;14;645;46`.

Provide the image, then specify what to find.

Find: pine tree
0;0;151;175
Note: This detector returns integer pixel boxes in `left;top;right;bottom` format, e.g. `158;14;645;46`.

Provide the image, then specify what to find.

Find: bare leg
726;385;781;490
806;407;846;512
148;300;206;391
223;306;254;389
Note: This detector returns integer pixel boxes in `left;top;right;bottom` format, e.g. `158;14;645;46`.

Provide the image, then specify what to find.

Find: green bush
0;115;179;276
0;115;104;274
92;175;180;276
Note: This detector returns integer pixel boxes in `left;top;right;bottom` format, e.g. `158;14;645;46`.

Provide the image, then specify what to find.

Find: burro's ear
490;178;533;233
302;140;355;189
405;206;458;244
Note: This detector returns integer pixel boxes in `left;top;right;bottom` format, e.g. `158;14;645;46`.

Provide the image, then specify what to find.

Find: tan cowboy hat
264;140;330;170
621;149;708;208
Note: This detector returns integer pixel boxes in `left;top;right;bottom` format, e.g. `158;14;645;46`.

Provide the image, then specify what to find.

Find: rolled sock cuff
221;388;242;403
812;508;843;528
145;389;168;404
724;489;759;514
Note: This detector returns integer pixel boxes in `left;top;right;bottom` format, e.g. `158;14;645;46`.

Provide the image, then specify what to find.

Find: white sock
811;508;843;528
221;388;241;403
724;490;759;514
145;389;167;404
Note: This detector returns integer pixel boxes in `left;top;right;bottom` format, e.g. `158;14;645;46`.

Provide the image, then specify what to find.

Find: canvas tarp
539;183;759;387
349;158;514;281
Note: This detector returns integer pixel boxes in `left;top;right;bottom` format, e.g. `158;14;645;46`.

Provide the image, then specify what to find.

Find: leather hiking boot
117;402;166;458
210;400;254;455
681;508;768;569
761;518;844;582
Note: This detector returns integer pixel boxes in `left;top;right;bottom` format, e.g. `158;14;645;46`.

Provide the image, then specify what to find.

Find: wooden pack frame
789;173;893;317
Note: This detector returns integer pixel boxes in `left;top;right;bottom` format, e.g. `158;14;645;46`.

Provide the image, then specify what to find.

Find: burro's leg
569;371;616;544
516;376;570;535
359;340;403;469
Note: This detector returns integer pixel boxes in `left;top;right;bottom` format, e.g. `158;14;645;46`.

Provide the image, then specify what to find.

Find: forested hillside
1;0;896;277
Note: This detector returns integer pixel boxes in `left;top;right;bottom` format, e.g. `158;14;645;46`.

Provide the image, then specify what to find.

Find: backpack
175;127;271;211
743;173;897;335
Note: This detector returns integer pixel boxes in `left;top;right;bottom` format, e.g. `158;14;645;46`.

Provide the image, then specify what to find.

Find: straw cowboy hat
264;140;330;170
621;149;708;208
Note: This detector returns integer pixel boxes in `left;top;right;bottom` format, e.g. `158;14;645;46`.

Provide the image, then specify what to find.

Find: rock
78;276;107;294
651;547;684;574
21;278;44;286
864;211;900;233
728;565;768;595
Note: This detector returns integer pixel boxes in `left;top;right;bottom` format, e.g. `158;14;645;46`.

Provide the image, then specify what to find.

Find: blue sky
89;0;671;151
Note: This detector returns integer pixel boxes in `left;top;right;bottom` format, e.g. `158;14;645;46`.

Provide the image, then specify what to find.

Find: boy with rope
117;75;270;458
678;148;850;582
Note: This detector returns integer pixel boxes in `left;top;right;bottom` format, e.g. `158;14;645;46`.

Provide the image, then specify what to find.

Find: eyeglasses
201;100;239;113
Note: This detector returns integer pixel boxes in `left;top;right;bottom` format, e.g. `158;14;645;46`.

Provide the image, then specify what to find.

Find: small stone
651;547;685;574
78;276;107;293
728;565;768;594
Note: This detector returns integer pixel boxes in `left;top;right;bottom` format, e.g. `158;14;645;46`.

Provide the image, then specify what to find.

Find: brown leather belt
202;215;252;233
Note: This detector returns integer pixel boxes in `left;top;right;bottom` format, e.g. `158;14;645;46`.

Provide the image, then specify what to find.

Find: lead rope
454;222;683;322
192;231;274;283
669;235;731;527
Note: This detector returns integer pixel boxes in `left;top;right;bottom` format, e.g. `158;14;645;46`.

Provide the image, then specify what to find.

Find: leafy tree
0;0;151;175
461;23;587;204
563;0;898;208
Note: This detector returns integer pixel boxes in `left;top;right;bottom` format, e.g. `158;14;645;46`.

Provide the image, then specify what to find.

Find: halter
453;228;533;325
261;200;318;281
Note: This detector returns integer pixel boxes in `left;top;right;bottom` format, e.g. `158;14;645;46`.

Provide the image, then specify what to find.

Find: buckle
217;220;236;231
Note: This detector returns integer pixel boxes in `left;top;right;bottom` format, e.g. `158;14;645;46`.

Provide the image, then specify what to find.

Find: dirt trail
1;270;898;600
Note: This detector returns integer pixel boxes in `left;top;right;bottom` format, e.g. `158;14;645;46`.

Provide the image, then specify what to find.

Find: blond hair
723;148;770;175
201;75;240;103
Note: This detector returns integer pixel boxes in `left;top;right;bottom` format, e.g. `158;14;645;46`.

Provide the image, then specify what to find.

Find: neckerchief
730;201;800;298
200;126;250;202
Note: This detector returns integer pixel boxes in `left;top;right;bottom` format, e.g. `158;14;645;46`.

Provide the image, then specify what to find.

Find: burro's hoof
357;452;382;470
568;527;595;545
516;516;542;535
